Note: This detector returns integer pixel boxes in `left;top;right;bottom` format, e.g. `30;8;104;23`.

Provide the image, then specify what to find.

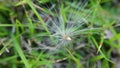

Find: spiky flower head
38;1;101;50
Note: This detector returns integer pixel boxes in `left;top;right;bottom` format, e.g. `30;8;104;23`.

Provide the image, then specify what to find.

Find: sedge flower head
39;1;100;50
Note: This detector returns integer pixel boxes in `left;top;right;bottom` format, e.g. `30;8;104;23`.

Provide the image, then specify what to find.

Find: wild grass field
0;0;120;68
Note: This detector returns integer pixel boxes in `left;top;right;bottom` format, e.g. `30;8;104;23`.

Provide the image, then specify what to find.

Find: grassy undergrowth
0;0;120;68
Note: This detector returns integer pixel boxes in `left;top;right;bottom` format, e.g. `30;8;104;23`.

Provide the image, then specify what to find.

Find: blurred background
0;0;120;68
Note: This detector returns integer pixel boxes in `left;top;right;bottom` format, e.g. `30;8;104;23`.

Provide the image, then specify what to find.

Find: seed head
40;1;101;49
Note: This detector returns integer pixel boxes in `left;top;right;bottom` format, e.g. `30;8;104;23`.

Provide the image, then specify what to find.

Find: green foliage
0;0;120;68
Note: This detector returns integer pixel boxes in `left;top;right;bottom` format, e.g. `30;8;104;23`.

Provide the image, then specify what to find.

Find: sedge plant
34;1;101;50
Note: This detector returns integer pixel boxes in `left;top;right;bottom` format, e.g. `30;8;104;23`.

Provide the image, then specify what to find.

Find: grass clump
0;0;120;68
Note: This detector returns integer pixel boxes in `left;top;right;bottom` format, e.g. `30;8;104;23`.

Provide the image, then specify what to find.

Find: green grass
0;0;120;68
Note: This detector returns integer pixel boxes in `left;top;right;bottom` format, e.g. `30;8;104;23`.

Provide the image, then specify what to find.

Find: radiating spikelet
35;0;101;50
